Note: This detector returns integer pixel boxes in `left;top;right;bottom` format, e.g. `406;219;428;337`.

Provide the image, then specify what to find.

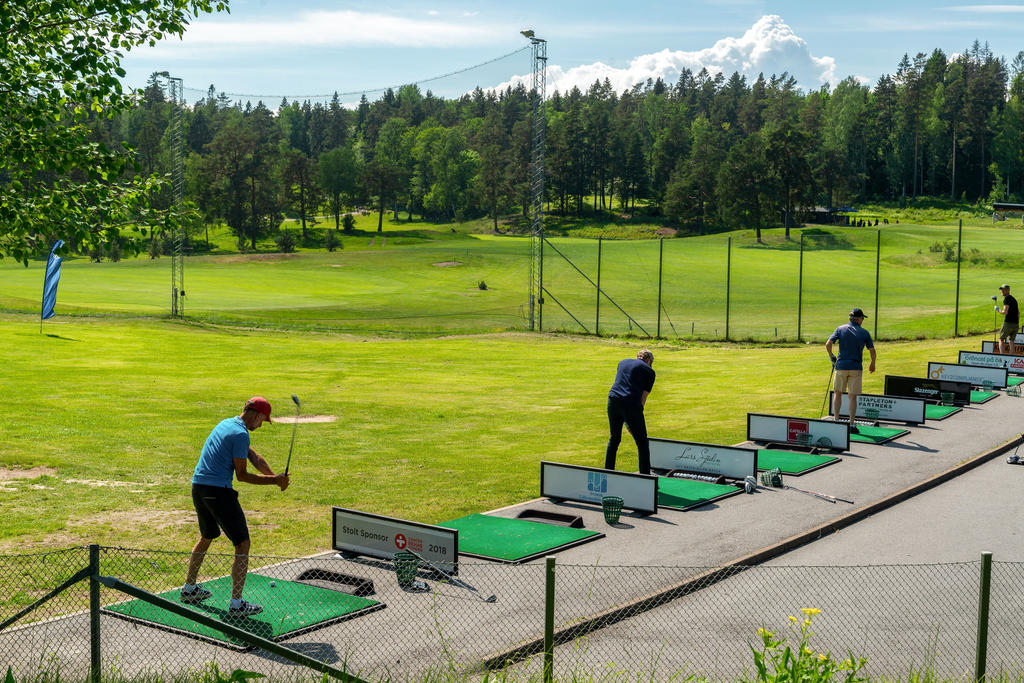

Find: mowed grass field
0;311;991;557
1;219;1021;340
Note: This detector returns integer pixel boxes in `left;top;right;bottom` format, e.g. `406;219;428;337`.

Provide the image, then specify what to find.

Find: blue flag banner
41;239;65;321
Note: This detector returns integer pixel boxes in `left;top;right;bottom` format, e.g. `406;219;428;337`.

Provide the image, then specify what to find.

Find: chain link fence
3;546;1023;681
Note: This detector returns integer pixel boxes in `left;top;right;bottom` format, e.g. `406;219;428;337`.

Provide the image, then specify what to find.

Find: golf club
406;549;497;603
284;394;300;475
993;295;999;343
819;357;836;418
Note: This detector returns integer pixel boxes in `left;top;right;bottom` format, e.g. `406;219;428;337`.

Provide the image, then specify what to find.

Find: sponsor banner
648;438;757;479
927;362;1007;388
884;375;972;405
746;413;849;451
972;347;1024;374
333;507;458;574
829;392;925;424
540;461;658;514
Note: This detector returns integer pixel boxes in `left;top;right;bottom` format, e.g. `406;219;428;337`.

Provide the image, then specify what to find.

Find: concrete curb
480;432;1024;671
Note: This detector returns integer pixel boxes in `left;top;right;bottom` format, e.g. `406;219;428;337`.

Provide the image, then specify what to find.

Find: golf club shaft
786;484;853;504
406;549;496;602
820;362;835;418
285;394;300;475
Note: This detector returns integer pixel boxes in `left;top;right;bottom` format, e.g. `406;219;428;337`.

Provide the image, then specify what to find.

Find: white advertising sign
332;507;458;574
981;334;1024;350
830;392;925;424
747;413;849;451
540;461;658;514
962;350;1024;375
648;438;756;479
927;362;1007;388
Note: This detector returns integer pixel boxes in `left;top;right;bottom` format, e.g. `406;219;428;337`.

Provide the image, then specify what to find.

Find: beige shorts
834;369;863;395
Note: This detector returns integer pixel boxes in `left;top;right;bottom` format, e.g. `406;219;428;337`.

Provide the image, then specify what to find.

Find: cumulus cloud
496;16;836;96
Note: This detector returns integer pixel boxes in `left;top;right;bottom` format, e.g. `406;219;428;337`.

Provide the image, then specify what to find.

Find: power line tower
159;72;185;318
522;31;546;331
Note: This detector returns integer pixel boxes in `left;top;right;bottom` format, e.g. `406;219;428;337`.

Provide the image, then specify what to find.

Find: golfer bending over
825;309;876;434
181;397;289;617
605;349;655;474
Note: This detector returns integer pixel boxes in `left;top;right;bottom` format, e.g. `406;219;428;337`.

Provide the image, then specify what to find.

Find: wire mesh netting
4;547;1024;681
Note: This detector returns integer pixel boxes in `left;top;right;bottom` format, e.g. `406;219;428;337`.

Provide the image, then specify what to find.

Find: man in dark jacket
604;349;655;474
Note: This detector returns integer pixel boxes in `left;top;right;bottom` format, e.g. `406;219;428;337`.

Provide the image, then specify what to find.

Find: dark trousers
605;397;650;474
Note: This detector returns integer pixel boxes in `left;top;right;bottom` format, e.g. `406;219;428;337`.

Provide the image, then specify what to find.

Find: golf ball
269;581;276;588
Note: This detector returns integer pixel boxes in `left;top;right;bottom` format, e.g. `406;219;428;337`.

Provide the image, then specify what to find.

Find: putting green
102;573;382;650
438;513;602;563
926;404;962;420
971;390;998;403
849;425;910;444
657;477;741;511
756;449;840;475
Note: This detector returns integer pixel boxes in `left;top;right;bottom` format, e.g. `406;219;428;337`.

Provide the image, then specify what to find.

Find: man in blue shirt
181;397;290;617
825;309;877;434
605;349;656;474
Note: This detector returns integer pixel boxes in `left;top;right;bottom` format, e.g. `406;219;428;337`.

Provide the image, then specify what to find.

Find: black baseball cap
849;308;867;318
1000;284;1010;290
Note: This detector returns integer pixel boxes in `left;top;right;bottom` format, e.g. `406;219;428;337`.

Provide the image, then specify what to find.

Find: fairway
2;221;1021;340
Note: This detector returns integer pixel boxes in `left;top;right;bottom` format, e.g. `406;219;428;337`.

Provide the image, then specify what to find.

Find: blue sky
121;1;1024;105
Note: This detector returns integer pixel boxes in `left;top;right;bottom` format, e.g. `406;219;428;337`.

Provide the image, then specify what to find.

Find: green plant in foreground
751;608;867;683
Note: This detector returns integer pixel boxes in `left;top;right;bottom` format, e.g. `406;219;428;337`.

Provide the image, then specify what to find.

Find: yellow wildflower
788;615;798;623
801;607;822;616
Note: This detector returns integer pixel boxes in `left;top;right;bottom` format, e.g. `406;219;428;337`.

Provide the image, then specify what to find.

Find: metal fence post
955;219;963;337
90;544;100;683
596;237;602;336
725;237;731;341
657;237;663;338
539;236;544;332
798;232;804;342
975;551;992;681
874;229;880;339
544;556;555;683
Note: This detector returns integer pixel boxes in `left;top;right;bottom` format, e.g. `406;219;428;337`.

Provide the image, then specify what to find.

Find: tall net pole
524;32;546;331
165;75;185;318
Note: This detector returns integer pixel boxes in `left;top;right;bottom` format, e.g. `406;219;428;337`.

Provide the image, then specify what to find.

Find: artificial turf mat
971;390;998;404
1009;377;1023;387
756;449;840;475
926;404;962;420
102;573;383;650
849;425;910;444
438;513;603;563
657;476;741;511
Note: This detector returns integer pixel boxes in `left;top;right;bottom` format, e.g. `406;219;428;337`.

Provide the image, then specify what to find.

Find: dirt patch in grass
273;414;337;424
0;466;56;481
432;261;461;267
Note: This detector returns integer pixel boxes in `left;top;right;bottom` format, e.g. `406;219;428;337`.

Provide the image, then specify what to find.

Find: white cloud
169;9;504;49
493;15;837;96
944;4;1024;11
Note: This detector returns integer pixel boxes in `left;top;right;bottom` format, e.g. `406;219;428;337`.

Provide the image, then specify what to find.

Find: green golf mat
657;476;741;511
756;449;840;475
438;513;603;563
971;390;998;404
926;404;962;420
102;573;383;651
849;425;909;444
1009;377;1023;387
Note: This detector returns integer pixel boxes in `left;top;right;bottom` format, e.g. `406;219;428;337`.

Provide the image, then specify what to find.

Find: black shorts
192;483;249;546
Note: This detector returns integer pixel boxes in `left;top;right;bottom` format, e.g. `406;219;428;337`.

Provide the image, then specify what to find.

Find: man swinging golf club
825;309;876;434
604;349;655;474
181;396;290;617
995;284;1019;356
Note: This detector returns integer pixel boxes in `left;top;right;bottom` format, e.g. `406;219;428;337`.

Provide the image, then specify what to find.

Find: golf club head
291;394;301;408
992;296;998;301
484;595;497;603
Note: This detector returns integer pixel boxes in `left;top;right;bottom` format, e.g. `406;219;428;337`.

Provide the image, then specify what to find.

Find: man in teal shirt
825;309;877;433
181;397;290;617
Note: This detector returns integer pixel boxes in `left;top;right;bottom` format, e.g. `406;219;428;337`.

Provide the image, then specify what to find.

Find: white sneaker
228;599;263;616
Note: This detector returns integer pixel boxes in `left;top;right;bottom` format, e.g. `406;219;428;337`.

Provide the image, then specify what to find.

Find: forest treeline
96;41;1024;250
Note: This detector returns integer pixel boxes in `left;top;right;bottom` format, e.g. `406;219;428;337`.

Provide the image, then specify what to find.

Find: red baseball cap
244;396;272;422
